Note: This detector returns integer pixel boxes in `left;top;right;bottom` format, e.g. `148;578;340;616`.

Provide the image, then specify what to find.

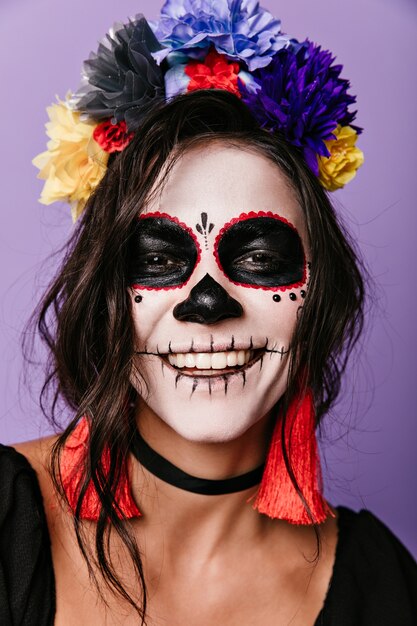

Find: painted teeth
167;350;254;369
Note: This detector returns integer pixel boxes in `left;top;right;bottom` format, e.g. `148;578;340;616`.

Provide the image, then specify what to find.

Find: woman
1;3;416;625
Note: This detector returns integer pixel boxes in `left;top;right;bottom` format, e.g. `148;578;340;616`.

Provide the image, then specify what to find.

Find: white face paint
129;144;310;443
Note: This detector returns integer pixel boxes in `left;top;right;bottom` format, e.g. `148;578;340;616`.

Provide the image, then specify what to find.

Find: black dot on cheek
134;295;143;303
273;294;281;303
289;293;297;301
300;290;306;299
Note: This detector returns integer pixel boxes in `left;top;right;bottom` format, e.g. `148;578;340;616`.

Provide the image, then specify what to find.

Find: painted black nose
173;273;243;324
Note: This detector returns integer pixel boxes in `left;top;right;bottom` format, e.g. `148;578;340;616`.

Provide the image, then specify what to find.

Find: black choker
130;430;265;496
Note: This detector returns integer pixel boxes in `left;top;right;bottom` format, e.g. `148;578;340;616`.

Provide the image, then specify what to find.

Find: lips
167;349;253;370
161;348;265;378
135;339;274;381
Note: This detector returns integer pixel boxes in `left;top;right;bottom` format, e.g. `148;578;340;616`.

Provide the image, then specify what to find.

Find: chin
159;409;266;444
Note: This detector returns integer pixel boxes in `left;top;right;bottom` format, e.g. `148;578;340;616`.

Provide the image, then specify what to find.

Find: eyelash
136;253;186;272
234;250;282;271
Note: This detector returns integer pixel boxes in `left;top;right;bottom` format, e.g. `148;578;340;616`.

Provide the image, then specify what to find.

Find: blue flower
150;0;291;71
240;41;360;175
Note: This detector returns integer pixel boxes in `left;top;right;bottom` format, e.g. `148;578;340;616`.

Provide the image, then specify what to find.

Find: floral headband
33;0;364;222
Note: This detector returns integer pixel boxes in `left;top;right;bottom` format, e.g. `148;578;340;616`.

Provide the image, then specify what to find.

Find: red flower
93;119;134;153
185;48;242;97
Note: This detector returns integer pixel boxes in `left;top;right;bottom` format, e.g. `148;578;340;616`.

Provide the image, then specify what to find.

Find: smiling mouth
162;349;265;377
135;341;290;387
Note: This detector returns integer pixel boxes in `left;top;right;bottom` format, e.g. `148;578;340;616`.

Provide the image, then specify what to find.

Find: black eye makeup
128;213;200;288
215;213;305;289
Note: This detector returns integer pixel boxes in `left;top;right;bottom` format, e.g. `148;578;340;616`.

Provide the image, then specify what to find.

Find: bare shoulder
12;434;59;469
11;435;60;508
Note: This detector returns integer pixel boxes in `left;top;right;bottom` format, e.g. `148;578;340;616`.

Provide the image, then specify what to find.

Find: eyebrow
138;211;196;237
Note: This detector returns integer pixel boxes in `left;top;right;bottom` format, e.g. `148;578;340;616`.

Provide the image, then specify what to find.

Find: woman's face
129;144;310;443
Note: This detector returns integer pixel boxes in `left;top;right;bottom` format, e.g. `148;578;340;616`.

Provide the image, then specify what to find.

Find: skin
13;144;338;625
130;144;309;445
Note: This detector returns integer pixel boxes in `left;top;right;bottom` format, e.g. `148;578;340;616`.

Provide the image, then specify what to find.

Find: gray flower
72;16;166;130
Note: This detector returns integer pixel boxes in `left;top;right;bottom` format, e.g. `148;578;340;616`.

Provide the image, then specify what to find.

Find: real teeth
167;350;253;370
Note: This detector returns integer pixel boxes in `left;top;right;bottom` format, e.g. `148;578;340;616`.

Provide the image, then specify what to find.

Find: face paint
173;273;244;324
129;145;311;443
128;213;201;289
195;212;215;251
215;212;306;290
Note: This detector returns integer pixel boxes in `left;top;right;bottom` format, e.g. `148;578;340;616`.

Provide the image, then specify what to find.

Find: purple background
1;0;416;556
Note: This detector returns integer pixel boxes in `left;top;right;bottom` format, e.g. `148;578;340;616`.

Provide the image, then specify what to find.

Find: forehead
143;143;305;234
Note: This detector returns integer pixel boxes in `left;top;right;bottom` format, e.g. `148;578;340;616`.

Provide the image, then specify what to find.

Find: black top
0;443;416;626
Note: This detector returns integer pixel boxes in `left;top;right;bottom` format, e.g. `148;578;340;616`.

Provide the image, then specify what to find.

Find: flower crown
33;0;364;222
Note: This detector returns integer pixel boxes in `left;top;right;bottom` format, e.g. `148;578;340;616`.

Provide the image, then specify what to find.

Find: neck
135;398;274;479
131;429;265;495
129;401;276;555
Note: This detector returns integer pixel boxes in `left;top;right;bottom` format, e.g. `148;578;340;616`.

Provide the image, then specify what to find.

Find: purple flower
241;41;360;175
150;0;291;71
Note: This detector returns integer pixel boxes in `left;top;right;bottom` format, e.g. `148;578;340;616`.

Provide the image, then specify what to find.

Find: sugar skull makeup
128;214;201;288
129;145;310;443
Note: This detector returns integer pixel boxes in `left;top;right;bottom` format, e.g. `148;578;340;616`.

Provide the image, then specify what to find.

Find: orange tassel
254;389;332;524
60;417;141;521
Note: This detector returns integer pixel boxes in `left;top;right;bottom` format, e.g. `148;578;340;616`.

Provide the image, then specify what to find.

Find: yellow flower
33;98;109;221
318;125;364;191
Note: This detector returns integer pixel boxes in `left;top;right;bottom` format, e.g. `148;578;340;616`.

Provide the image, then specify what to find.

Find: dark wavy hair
26;90;365;622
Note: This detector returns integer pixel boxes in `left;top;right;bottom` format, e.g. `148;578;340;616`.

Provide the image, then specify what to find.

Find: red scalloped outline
130;212;202;291
213;211;307;292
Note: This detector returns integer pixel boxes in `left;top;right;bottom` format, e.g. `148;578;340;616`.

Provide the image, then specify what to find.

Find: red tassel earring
60;417;141;521
253;389;332;524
